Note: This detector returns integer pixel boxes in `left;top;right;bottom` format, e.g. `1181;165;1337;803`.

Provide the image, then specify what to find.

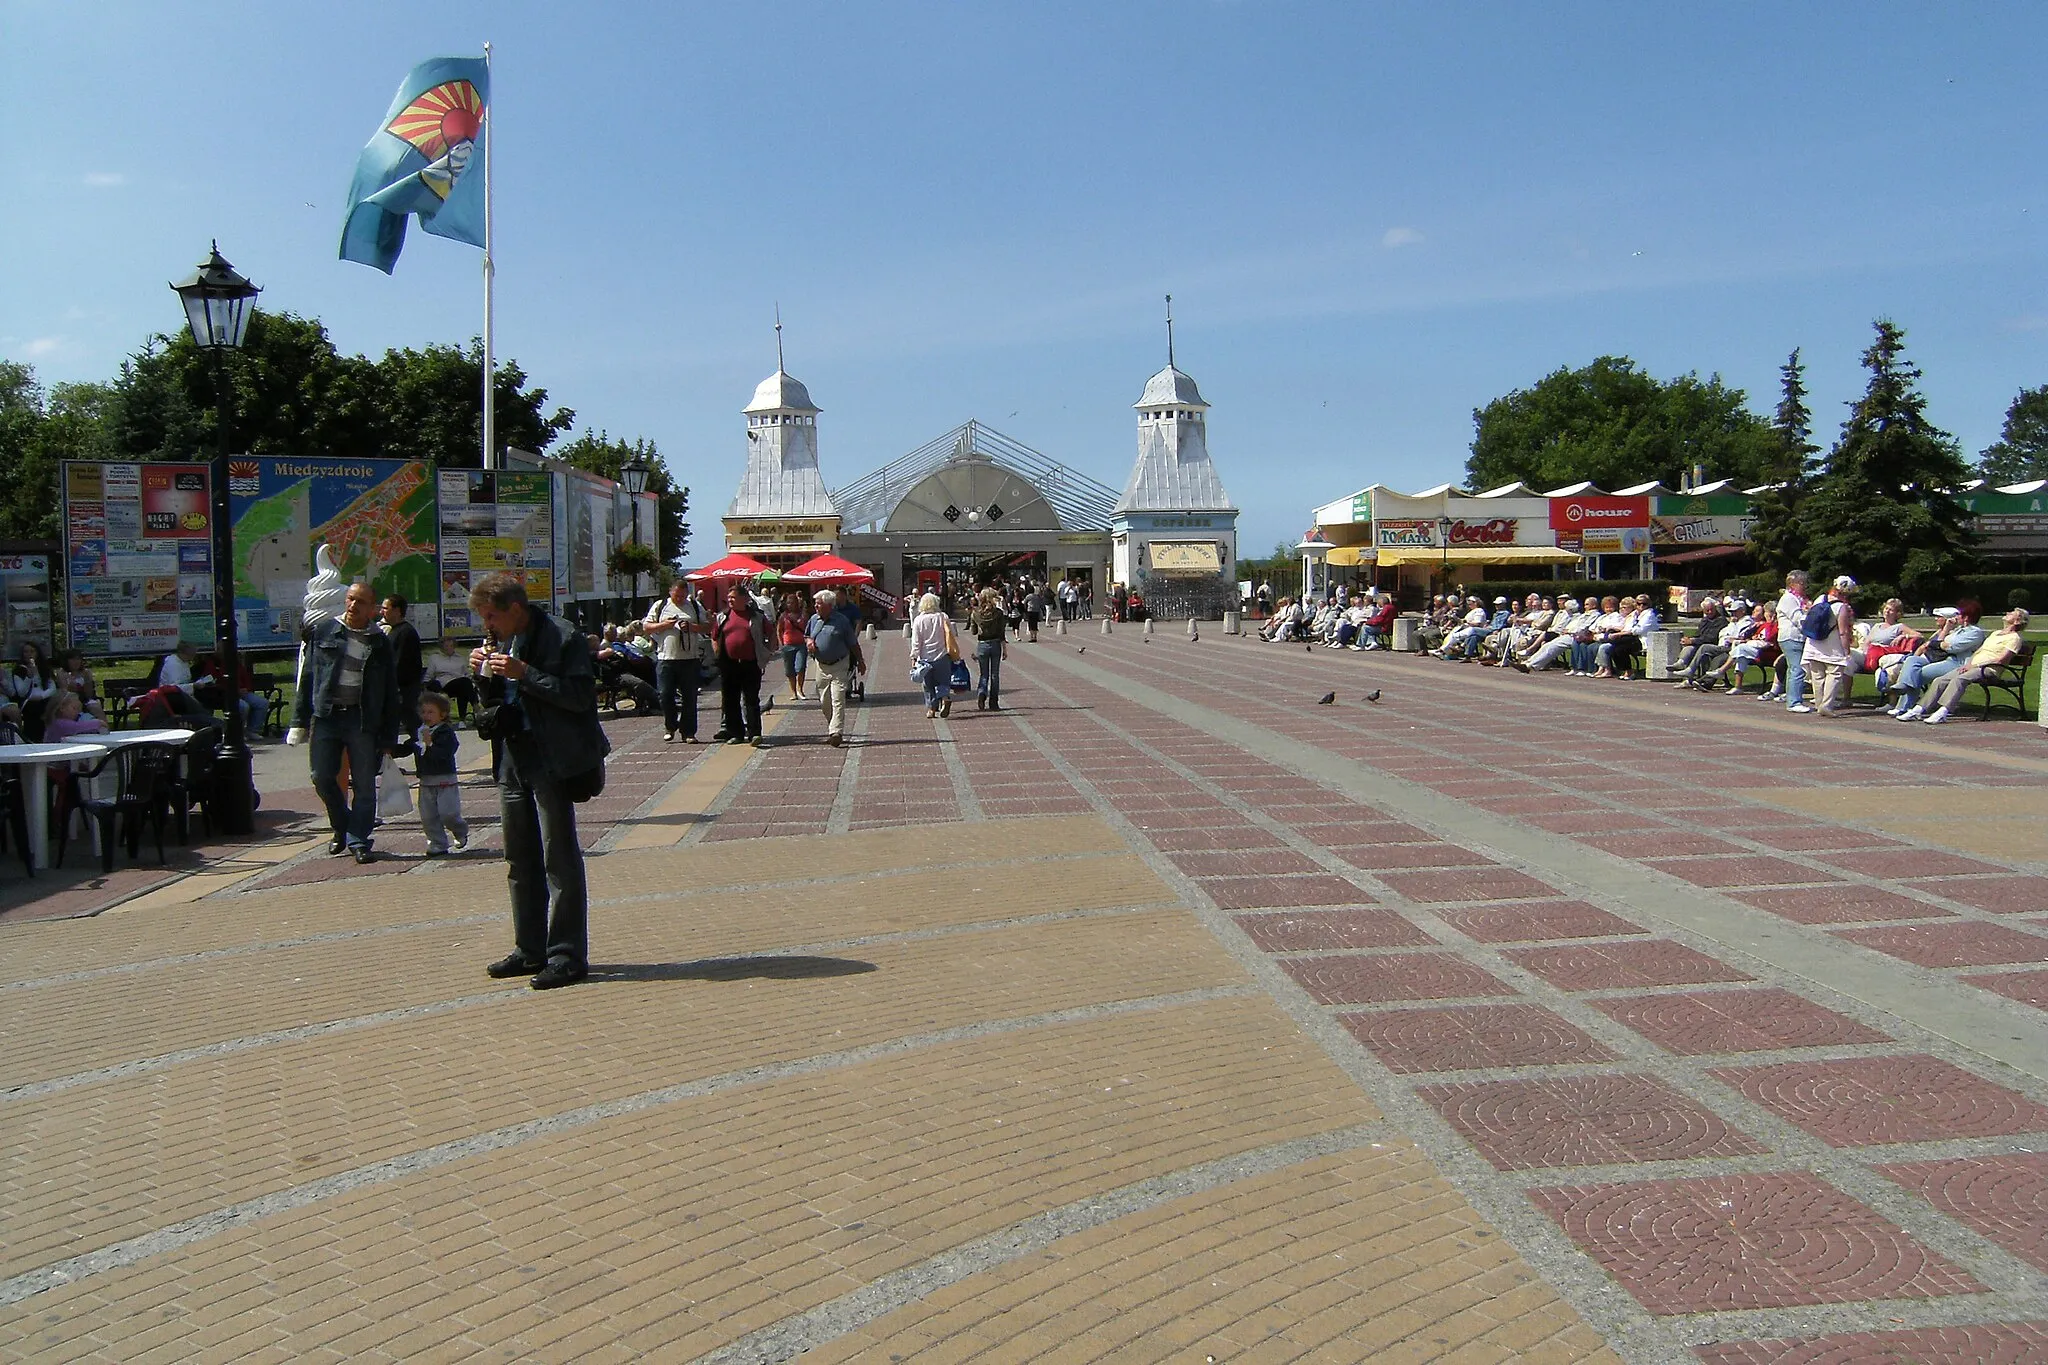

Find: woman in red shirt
776;591;809;701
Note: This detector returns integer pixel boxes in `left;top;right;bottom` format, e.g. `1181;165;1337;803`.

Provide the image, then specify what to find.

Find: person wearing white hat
1801;575;1858;715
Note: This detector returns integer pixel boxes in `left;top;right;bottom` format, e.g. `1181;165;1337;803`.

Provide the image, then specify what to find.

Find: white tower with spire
1111;297;1239;593
722;312;841;562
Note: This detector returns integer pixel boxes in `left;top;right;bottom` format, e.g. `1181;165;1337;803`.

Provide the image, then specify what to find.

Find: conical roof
744;370;819;414
1134;365;1207;409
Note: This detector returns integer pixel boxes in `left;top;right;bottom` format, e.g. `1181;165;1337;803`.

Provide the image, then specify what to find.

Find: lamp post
1437;514;1453;595
169;242;259;836
620;451;651;613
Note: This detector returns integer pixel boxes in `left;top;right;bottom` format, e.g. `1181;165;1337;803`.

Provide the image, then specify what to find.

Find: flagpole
481;40;496;471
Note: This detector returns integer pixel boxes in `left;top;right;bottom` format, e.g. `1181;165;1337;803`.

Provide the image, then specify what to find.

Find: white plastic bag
376;755;413;819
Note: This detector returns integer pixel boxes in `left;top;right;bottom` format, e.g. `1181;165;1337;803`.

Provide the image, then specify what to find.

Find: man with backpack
804;588;864;747
1799;575;1858;716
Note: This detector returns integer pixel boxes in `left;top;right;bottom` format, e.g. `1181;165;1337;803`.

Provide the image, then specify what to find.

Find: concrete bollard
1223;610;1240;635
1143;618;1155;636
1056;618;1067;635
902;622;913;641
1392;617;1421;652
1100;618;1113;635
1646;629;1683;680
864;624;877;642
1187;617;1199;638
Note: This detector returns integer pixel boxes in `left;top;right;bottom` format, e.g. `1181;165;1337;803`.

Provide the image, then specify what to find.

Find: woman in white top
908;593;956;719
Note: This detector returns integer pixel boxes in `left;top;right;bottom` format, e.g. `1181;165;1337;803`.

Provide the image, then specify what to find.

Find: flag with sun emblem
340;56;489;273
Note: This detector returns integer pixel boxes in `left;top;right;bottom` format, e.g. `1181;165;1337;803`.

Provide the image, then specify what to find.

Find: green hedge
1957;574;2048;611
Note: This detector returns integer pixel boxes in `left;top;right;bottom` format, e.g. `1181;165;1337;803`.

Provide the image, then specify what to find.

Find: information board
438;469;553;636
228;457;440;645
62;461;216;657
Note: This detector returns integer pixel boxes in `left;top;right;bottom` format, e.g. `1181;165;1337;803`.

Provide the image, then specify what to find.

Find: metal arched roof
832;421;1121;534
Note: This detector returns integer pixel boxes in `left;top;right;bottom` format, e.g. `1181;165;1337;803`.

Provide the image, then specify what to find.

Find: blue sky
6;2;2045;556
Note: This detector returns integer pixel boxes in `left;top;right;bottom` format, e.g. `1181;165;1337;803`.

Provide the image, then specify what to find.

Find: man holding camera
468;572;610;990
294;582;403;864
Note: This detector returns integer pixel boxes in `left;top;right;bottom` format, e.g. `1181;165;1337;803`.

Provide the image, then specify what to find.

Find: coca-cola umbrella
780;553;874;585
683;552;773;583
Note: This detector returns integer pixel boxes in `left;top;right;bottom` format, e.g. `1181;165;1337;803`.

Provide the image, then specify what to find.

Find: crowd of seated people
1463;592;1663;678
1258;590;1399;649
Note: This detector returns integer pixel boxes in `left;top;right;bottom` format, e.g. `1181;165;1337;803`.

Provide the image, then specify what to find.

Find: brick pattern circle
1831;922;2048;968
1967;968;2048;1011
1692;1323;2048;1365
1340;1004;1616;1074
1417;1075;1766;1170
1328;841;1489;870
1731;885;1949;925
1646;856;1843;890
1197;874;1372;911
1528;1171;1985;1314
1711;1055;2048;1147
1590;989;1891;1056
1375;867;1563;903
1280;952;1511;1004
1877;1153;2048;1274
1233;908;1436;952
1505;940;1754;992
1434;900;1647;944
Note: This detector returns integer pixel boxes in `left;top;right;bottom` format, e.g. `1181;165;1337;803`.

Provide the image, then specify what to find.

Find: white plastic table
0;743;117;870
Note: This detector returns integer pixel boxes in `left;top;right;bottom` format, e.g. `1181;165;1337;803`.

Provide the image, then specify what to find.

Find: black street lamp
1437;513;1454;592
170;242;259;836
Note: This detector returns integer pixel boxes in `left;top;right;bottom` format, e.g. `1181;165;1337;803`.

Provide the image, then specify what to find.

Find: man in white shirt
159;642;199;695
644;579;711;743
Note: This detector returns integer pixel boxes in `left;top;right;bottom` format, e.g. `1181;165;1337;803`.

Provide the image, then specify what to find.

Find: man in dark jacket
468;572;610;990
293;582;404;863
381;594;425;738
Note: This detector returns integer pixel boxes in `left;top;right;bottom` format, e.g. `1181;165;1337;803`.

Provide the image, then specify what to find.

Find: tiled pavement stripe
824;683;875;833
1076;637;2047;923
0;988;522;1101
1020;643;2048;1080
695;1124;1387;1365
1000;661;2048;1354
0;983;1255;1310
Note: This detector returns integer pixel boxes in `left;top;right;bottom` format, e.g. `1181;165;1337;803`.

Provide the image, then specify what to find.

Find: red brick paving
1528;1171;1986;1314
1713;1055;2048;1147
1646;856;1843;889
1591;988;1891;1055
1232;907;1435;952
1326;841;1488;870
1763;826;1909;852
1374;866;1564;903
1196;873;1371;910
1831;921;2048;968
1692;1322;2048;1365
1434;900;1647;944
1818;849;2011;879
1280;951;1512;1004
1340;1003;1617;1073
1904;875;2048;915
1730;884;1949;925
1164;848;1324;878
1878;1153;2048;1273
1506;940;1755;991
1967;968;2048;1010
1583;832;1750;858
1418;1074;1765;1170
1138;825;1286;851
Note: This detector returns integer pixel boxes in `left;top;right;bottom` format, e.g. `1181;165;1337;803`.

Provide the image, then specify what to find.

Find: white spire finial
1165;294;1175;369
775;303;784;373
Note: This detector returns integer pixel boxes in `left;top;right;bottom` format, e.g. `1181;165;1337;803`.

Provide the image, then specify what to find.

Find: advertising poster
229;457;440;646
438;469;552;636
0;554;54;661
556;468;617;602
62;461;216;657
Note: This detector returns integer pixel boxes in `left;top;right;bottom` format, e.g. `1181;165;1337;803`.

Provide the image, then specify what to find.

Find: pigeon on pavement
1317;692;1336;705
1364;689;1382;703
1077;646;1085;655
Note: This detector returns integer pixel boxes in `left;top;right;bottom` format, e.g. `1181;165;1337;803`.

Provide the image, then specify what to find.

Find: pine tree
1745;348;1818;573
1977;384;2048;484
1798;321;1975;601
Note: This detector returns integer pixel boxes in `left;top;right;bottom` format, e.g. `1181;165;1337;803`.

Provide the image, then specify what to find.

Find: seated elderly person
1676;605;1758;689
1596;596;1660;678
1885;601;1987;717
1512;597;1591;672
1722;605;1780;693
1671;598;1727;677
1861;598;1921;688
1569;596;1625;675
1901;607;2029;723
1432;599;1495;660
1479;594;1547;664
1357;594;1397;649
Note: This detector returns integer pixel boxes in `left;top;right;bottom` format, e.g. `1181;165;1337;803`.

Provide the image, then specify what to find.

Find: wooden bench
1963;640;2037;720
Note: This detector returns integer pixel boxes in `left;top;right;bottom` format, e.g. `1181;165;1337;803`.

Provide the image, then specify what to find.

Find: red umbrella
781;553;874;585
684;552;772;582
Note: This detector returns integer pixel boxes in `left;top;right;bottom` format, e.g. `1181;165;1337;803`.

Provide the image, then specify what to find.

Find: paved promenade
1;631;2044;1363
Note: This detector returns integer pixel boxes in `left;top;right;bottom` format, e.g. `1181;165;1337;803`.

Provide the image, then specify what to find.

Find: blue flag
340;57;489;273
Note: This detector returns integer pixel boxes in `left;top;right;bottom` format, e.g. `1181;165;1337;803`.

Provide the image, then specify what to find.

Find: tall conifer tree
1745;348;1818;572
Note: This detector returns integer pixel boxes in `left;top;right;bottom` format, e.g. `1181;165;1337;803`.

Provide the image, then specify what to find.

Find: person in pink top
41;690;109;743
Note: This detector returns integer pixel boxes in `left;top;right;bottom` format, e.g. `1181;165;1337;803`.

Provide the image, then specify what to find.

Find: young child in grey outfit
415;691;470;856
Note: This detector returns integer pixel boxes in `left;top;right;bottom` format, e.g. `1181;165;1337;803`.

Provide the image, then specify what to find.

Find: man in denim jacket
293;582;404;863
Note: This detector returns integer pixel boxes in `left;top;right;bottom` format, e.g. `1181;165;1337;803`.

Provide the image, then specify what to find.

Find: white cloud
82;172;125;188
1381;226;1425;249
25;337;64;358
